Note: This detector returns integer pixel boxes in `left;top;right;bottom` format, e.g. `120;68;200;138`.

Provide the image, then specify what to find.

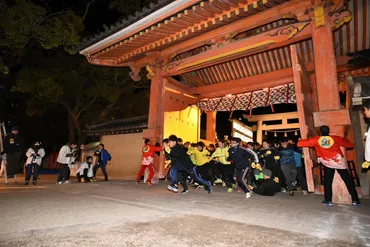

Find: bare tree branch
44;1;52;14
82;0;98;21
76;97;97;119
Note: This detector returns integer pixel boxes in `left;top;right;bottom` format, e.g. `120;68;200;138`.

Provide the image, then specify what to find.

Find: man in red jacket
298;125;360;206
136;139;162;185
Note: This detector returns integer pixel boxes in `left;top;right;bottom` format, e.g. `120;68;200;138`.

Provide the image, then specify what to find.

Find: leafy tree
13;53;150;143
0;0;84;74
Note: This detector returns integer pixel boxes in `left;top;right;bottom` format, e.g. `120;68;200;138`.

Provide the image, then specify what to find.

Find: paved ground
0;175;369;247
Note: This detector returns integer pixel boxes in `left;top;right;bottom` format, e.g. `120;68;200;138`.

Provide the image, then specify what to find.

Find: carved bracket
146;65;156;80
331;11;352;30
129;66;142;81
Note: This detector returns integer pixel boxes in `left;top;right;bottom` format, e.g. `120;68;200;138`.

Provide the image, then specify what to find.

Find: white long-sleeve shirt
26;148;46;166
57;145;72;164
365;127;370;162
77;162;93;178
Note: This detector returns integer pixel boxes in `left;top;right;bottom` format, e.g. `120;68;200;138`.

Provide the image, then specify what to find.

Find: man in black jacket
167;135;212;194
2;126;24;184
227;137;256;199
253;169;281;196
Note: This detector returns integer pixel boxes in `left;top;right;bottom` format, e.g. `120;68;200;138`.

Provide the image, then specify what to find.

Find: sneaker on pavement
65;180;72;184
227;188;233;193
25;181;29;186
222;182;226;187
281;188;287;193
289;190;294;196
147;181;152;186
214;178;222;184
196;185;204;190
206;184;212;194
352;201;360;206
32;181;36;185
246;192;252;199
303;190;308;195
322;200;333;206
181;189;189;194
167;184;178;193
57;181;63;184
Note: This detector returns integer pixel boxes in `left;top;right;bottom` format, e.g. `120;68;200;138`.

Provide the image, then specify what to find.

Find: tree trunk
68;113;76;143
70;113;84;145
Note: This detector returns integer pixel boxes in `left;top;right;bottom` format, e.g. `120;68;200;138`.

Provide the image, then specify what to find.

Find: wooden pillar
311;5;351;204
206;111;216;142
257;120;263;144
143;69;166;183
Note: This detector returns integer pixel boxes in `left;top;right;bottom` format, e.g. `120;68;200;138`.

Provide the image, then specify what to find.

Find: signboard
231;119;253;143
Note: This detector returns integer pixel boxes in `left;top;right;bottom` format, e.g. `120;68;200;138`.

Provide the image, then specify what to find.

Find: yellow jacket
210;147;230;165
187;148;210;166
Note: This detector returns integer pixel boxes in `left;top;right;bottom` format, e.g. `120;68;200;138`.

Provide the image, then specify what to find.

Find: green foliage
0;0;83;73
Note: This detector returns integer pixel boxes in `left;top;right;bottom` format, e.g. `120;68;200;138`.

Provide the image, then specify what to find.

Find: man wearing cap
1;126;24;184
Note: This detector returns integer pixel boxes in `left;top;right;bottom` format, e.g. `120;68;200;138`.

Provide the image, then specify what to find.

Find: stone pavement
0;175;369;247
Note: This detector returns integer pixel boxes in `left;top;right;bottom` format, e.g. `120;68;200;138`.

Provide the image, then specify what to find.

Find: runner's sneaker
352;201;360;206
57;181;63;185
181;189;189;194
322;201;333;206
32;181;36;185
281;188;287;193
65;180;72;184
214;178;222;184
227;188;233;193
196;185;204;190
25;181;29;186
167;184;178;193
289;190;294;196
147;181;152;186
222;182;226;187
246;192;252;199
302;190;308;195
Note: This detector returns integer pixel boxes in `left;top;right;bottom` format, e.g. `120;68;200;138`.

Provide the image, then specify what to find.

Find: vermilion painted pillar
311;6;352;204
143;69;166;183
206;112;217;143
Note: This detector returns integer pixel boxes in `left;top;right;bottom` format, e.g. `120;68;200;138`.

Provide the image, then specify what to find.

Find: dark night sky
1;0;299;152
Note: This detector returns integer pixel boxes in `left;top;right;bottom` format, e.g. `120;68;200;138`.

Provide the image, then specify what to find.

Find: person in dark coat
1;126;24;184
252;169;281;196
279;140;297;196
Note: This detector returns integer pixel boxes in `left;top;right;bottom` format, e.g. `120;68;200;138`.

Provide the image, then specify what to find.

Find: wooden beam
313;109;351;127
261;123;301;130
162;21;312;76
189;67;293;99
244;112;299;121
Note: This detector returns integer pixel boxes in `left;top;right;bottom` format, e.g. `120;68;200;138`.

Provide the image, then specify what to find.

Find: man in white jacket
77;156;94;182
25;141;46;185
57;142;77;184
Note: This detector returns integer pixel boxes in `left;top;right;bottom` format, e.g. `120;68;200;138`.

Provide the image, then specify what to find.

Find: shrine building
79;0;370;203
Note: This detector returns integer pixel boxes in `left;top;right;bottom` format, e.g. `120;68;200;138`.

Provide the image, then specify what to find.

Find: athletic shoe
281;188;287;193
222;182;226;187
65;180;72;184
25;181;29;186
194;182;199;186
13;180;17;183
167;184;178;193
196;185;204;190
302;190;308;195
246;192;252;199
227;188;233;193
214;178;223;184
147;181;152;186
181;189;189;194
289;190;294;196
292;181;297;187
32;181;36;185
136;181;139;184
237;188;241;193
322;201;333;206
57;181;63;185
352;201;360;206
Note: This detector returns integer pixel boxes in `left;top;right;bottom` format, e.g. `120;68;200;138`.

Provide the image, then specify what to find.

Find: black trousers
57;163;70;182
235;168;251;193
25;164;40;182
93;163;108;181
221;165;234;189
323;166;359;202
196;163;211;182
210;161;222;180
296;166;308;191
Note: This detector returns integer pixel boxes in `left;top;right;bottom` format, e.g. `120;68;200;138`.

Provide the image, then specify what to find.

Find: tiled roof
85;115;148;136
77;0;176;51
